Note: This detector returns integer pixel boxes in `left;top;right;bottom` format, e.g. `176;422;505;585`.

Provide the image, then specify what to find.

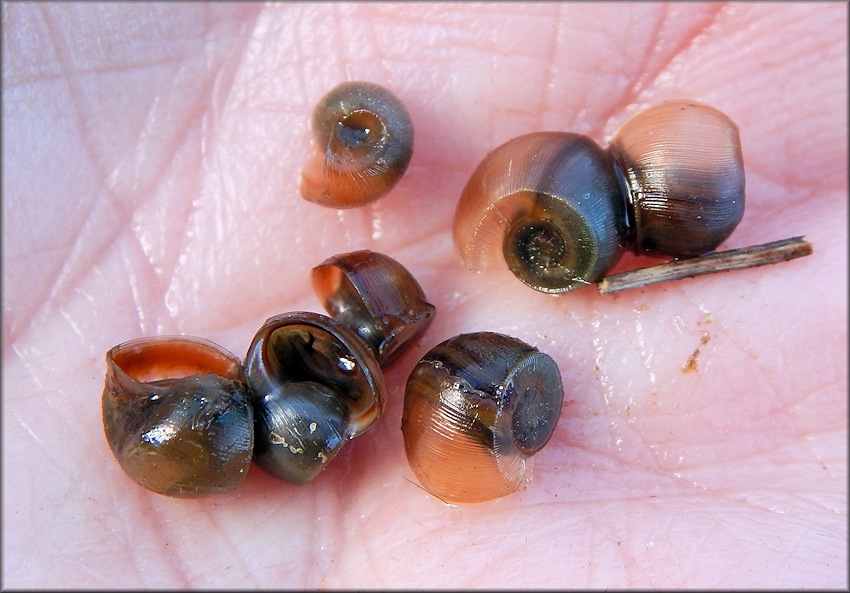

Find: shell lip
105;334;245;395
311;250;436;366
245;310;385;437
609;154;638;249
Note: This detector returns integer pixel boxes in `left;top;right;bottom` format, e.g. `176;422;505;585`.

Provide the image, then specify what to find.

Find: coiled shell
312;249;435;366
401;332;564;503
608;100;745;257
102;336;254;498
453;132;627;293
453;100;746;293
244;312;385;484
300;81;414;208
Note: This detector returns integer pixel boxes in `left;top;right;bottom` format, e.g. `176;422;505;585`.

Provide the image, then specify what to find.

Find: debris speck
683;332;711;373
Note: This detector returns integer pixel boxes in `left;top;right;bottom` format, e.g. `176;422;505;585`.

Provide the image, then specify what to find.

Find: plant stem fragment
597;236;813;295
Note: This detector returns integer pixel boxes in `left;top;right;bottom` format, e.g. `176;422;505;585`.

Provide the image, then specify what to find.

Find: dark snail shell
608;100;745;257
453;132;627;293
312;249;435;367
102;336;254;498
401;332;564;503
453;100;745;293
244;311;385;485
300;81;414;209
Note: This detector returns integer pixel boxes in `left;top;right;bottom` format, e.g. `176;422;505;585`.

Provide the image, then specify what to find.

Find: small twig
597;236;813;295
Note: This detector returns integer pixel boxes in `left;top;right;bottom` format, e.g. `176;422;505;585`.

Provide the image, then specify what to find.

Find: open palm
3;3;846;588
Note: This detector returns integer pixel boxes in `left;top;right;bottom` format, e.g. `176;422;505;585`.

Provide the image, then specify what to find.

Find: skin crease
1;1;846;588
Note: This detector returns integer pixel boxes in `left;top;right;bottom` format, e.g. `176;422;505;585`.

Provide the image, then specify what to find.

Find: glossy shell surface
312;249;435;366
401;332;564;503
609;100;745;257
452;100;747;293
300;81;414;208
102;336;254;498
453;132;627;293
244;311;385;484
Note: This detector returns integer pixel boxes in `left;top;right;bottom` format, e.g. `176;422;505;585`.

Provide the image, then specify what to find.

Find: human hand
3;2;846;588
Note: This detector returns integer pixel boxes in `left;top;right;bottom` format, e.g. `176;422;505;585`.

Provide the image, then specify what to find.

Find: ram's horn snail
244;312;385;485
453;100;746;293
401;332;564;503
312;249;436;366
102;336;254;498
300;81;414;209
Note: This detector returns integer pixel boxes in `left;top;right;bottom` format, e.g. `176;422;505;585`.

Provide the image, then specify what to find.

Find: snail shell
300;81;414;208
102;336;254;498
453;100;745;293
401;332;564;503
312;249;435;366
609;101;745;257
453;132;627;293
244;311;385;485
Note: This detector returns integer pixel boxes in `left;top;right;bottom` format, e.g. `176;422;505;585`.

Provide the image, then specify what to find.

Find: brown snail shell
102;336;254;498
312;249;435;367
244;311;385;485
453;131;627;293
452;100;745;293
401;332;564;503
608;100;745;257
300;81;414;208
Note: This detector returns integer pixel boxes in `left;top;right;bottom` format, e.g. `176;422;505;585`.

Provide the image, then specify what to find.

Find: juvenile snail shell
453;132;626;293
244;312;385;484
300;81;414;208
453;100;745;293
401;332;564;503
312;249;435;366
102;336;254;498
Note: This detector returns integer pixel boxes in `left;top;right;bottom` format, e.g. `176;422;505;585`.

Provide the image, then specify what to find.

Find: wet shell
452;132;627;293
312;249;435;366
102;336;254;498
300;81;414;208
401;332;564;503
609;100;745;257
452;100;746;293
244;311;385;484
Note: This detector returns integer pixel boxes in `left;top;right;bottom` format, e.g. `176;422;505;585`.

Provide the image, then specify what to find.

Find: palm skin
3;2;846;588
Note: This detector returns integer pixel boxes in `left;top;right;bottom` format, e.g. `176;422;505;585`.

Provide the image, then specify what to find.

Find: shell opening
245;313;385;441
312;250;435;367
108;336;243;386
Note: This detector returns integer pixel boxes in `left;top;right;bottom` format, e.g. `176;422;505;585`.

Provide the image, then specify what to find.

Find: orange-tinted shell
609;100;745;257
300;81;414;208
312;249;435;366
401;332;564;503
452;132;626;293
102;336;253;498
452;101;746;294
